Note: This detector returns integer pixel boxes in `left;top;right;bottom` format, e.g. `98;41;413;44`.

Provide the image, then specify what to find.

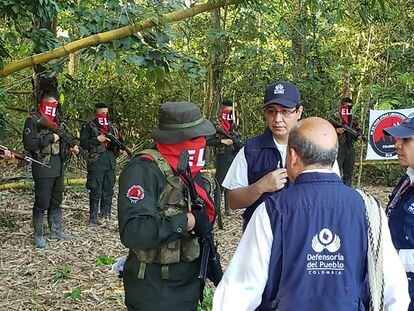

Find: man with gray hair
213;117;409;311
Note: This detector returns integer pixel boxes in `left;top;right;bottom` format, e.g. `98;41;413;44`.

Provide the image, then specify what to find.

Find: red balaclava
95;112;111;147
38;100;58;128
219;106;234;135
156;136;215;222
339;103;352;125
95;112;109;133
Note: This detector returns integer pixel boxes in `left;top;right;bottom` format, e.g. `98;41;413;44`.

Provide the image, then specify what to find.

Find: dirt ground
0;162;393;310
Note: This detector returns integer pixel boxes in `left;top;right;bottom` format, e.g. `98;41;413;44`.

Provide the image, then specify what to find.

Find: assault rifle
215;123;243;150
38;116;79;148
91;124;133;157
177;150;223;287
329;117;367;142
0;145;50;168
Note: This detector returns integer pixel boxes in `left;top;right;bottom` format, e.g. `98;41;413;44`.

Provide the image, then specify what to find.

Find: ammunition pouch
33;127;59;164
87;122;107;163
132;149;200;271
88;144;106;163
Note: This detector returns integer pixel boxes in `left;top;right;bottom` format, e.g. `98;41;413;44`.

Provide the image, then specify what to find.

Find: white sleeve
221;147;249;190
382;209;410;310
213;202;273;311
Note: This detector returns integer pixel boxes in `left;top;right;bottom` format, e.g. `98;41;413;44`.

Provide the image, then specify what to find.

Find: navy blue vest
243;128;286;229
388;175;414;250
258;172;368;311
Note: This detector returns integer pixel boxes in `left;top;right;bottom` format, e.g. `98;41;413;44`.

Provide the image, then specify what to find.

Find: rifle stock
0;145;50;167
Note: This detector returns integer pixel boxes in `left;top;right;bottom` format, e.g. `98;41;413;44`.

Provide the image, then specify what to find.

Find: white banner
366;108;414;160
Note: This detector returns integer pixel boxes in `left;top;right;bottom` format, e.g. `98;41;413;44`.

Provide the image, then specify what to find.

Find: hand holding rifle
97;134;110;143
215;122;243;150
90;124;133;157
38;115;80;149
177;150;222;287
0;145;50;167
0;148;14;160
329;117;367;142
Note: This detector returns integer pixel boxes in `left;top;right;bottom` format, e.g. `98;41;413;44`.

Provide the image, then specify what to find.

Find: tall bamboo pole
0;0;246;78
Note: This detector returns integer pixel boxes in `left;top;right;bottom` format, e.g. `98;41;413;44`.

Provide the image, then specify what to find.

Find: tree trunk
32;7;58;107
342;71;350;98
204;8;222;119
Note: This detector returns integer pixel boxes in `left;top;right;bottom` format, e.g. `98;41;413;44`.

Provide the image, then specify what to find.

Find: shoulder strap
138;149;173;176
356;189;384;311
138;149;181;188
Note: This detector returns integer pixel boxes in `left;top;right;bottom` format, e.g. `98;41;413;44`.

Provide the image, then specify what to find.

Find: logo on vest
273;84;285;95
127;185;145;203
312;228;341;253
407;203;414;215
306;228;344;276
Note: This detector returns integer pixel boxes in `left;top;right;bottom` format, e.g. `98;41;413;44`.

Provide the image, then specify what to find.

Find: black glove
192;209;213;238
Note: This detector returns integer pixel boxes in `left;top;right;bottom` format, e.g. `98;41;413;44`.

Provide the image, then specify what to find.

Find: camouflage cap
152;101;216;144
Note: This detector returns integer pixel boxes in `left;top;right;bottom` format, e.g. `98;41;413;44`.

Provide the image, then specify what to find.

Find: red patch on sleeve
127;185;145;203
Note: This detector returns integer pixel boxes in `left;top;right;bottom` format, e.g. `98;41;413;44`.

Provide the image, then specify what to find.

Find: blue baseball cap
262;81;301;109
383;113;414;138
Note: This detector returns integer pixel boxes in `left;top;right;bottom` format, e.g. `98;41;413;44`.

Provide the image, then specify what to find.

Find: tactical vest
31;113;60;164
87;121;108;163
132;149;200;279
259;172;368;311
243;127;287;230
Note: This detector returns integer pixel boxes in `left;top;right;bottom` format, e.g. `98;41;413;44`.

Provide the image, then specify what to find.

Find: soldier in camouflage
117;102;216;311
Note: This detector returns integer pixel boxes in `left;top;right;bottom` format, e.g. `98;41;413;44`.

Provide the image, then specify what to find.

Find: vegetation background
1;0;413;309
1;0;413;184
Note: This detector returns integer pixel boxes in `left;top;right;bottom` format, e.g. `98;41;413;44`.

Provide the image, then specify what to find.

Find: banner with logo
366;108;414;160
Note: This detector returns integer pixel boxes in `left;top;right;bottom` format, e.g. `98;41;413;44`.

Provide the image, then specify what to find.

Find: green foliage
52;266;70;282
64;287;82;301
0;0;413;177
198;287;214;311
96;254;116;267
359;164;405;186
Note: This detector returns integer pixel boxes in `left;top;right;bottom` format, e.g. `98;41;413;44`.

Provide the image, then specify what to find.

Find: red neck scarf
339;104;352;125
219;107;233;135
39;101;58;127
156;137;215;222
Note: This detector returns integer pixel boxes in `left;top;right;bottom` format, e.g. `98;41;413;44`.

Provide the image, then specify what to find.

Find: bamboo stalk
0;0;246;78
0;169;217;190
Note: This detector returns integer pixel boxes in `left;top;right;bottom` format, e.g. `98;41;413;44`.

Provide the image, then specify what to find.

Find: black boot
100;199;112;221
33;210;48;249
89;197;99;227
48;209;70;240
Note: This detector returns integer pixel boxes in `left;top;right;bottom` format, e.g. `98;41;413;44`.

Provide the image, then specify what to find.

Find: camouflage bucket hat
152;101;216;144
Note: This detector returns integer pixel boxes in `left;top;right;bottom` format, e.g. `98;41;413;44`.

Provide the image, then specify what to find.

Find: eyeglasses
265;107;298;118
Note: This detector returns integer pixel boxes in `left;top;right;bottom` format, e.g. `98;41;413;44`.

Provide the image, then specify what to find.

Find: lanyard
386;176;411;216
